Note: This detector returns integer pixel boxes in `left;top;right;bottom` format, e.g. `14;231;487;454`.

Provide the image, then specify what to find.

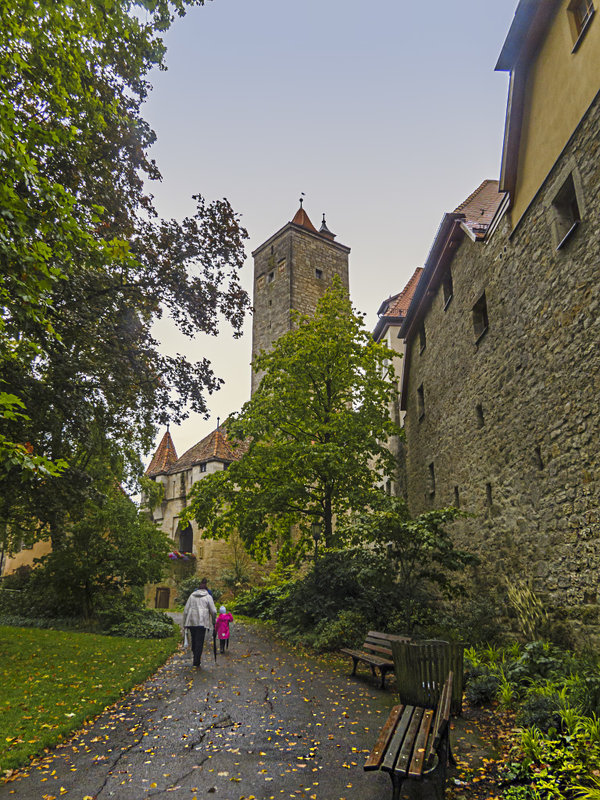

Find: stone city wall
404;95;600;636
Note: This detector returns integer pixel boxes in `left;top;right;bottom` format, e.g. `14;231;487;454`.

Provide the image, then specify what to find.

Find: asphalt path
1;621;395;800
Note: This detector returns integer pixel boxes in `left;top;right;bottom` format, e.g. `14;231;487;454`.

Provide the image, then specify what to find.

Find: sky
142;0;521;462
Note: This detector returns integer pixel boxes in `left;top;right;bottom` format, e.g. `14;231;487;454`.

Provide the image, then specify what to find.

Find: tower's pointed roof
291;203;318;233
319;214;336;241
145;429;178;477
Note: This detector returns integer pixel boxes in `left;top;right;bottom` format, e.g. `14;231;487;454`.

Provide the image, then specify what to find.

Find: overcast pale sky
142;0;520;462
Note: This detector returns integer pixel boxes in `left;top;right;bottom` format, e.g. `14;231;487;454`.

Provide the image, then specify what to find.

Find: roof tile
167;428;248;474
454;179;506;237
145;430;178;477
291;205;318;233
379;267;424;319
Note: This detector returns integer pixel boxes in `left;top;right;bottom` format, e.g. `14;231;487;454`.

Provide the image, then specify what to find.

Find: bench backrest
364;631;411;658
391;640;464;714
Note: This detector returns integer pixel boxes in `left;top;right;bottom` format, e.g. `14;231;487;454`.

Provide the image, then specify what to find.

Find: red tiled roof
291;205;318;233
378;267;424;319
454;179;506;238
145;430;178;477
168;428;248;474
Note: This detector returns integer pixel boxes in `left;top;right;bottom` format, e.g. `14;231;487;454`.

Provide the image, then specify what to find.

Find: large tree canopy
185;279;401;562
0;0;250;553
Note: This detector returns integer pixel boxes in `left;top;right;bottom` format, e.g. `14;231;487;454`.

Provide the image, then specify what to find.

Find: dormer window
199;463;207;473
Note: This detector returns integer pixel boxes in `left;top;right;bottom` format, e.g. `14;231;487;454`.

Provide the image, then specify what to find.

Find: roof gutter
495;0;562;198
399;213;465;410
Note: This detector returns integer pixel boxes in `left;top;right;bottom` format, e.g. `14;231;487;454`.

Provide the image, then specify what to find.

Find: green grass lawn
0;625;178;773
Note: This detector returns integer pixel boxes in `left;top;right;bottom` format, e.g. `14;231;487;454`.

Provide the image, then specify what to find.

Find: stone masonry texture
403;93;600;639
251;224;349;393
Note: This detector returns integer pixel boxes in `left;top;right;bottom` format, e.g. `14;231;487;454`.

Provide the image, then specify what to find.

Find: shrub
502;723;600;800
569;673;600;718
465;670;501;705
0;565;33;590
507;640;571;686
107;609;176;639
312;610;367;652
517;688;562;732
0;614;86;631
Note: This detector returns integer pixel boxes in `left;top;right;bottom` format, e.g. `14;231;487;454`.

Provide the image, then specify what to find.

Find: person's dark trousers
189;626;206;666
219;639;226;654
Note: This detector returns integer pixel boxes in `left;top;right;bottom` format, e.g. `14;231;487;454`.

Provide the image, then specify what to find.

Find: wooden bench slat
340;648;393;667
394;706;424;776
364;643;393;657
408;708;434;778
367;630;411;643
381;706;415;773
429;672;453;759
364;705;404;771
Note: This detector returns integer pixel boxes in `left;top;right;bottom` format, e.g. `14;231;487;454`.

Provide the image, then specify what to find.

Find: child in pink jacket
215;605;234;654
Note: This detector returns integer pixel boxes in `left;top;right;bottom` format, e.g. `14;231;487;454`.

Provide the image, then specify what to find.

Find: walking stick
213;626;217;662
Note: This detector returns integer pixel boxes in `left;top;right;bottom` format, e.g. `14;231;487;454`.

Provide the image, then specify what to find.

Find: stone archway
178;523;193;554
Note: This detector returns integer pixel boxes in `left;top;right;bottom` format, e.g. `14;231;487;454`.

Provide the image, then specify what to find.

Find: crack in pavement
186;714;234;750
93;699;169;799
263;684;274;711
147;756;210;797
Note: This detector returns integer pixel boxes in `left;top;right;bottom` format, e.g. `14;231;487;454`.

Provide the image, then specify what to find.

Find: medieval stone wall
404;94;600;635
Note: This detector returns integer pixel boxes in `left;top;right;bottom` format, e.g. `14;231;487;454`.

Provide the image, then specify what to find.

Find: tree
31;481;171;619
0;0;250;552
340;496;476;630
185;279;401;561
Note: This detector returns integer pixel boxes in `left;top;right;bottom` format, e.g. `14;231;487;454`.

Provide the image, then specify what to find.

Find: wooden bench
340;630;410;689
364;672;454;800
391;639;465;715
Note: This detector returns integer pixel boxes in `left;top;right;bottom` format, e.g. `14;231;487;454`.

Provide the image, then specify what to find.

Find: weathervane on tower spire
299;192;305;208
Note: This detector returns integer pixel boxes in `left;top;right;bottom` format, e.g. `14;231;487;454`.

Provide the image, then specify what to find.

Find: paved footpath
1;622;395;800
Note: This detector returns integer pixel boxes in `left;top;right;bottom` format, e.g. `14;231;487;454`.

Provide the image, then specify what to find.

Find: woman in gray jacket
183;579;217;667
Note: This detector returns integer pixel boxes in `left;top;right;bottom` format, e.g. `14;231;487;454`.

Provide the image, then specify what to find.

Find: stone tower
250;202;350;393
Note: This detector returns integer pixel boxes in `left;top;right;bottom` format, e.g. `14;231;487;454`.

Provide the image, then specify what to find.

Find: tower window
315;268;323;279
442;270;453;309
267;271;275;284
472;292;489;341
278;258;286;274
552;173;581;249
199;463;207;473
419;323;426;353
454;486;460;508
